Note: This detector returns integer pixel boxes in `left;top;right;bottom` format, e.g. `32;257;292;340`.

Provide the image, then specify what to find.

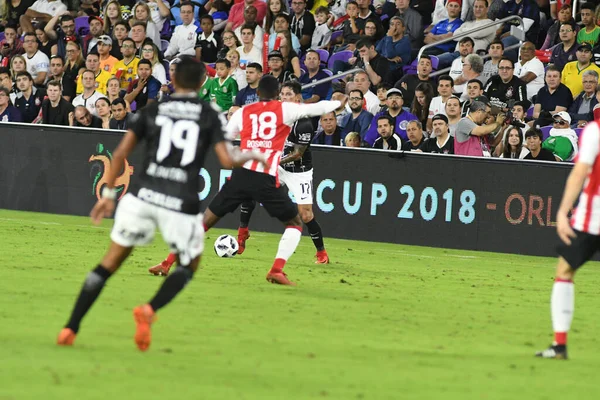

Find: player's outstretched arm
90;130;138;225
293;100;341;119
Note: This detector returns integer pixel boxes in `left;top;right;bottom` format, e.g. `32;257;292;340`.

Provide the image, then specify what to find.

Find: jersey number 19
155;115;199;166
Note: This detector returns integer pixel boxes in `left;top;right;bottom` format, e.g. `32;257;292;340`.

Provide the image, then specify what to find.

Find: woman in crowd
106;77;131;110
35;23;56;58
3;0;34;28
364;20;383;43
141;42;167;84
95;97;112;129
411;82;435;132
64;41;85;87
226;49;247;90
263;0;289;34
10;55;26;81
217;31;242;60
277;30;301;78
130;2;161;47
103;0;124;37
111;20;130;59
500;127;529;159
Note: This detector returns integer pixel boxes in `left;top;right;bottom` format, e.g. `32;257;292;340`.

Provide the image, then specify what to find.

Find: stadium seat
526;106;534;118
159;20;172;40
540;125;552;140
163;60;170;81
575;127;584;138
0;32;4;42
330;30;343;44
75;16;90;37
327;50;353;70
161;39;169;52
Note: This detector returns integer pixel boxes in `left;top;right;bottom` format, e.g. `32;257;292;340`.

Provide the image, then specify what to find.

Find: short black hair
525;128;543;140
281;80;302;95
246;62;263;72
23;31;37;41
172;56;206;90
356;37;376;50
241;22;257;33
86;51;100;59
489;39;504;50
438;74;454;87
0;67;11;77
459;36;474;47
499;57;514;68
60;15;74;23
50;54;64;64
467;78;483;89
257;75;280;100
115;19;130;31
122;37;135;46
305;49;321;60
47;80;63;91
349;89;363;99
111;98;126;108
581;2;595;12
180;1;194;10
377;115;394;125
274;12;289;22
200;14;214;24
15;71;33;81
138;59;152;68
216;58;231;68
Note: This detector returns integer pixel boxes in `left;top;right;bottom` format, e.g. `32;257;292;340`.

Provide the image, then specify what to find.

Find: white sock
551;280;574;337
273;226;302;268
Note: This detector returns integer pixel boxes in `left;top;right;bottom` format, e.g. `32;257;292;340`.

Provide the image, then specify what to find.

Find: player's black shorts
557;229;600;270
208;168;298;222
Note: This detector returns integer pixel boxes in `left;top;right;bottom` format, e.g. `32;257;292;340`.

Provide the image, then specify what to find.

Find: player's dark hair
257;75;280;100
438;74;454;87
111;97;126;108
247;62;263;72
377;115;394;125
281;80;302;95
216;58;231;68
174;56;206;90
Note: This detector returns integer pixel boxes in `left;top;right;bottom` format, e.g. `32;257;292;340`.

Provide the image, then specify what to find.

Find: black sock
65;265;112;333
305;218;325;251
239;200;256;228
149;266;194;311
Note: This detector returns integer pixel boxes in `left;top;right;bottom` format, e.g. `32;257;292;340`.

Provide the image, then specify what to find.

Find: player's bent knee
556;257;576;280
285;214;302;227
300;210;314;223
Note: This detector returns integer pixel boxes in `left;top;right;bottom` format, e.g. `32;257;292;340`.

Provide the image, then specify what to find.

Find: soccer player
56;57;267;351
235;82;329;263
149;75;340;284
535;121;600;360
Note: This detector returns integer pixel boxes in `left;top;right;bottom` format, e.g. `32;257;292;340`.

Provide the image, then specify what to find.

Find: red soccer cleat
237;228;250;255
57;328;76;346
266;270;296;286
149;261;172;276
133;304;156;351
315;250;330;264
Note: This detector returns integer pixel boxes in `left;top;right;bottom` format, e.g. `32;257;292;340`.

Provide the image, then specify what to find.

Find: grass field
2;209;600;400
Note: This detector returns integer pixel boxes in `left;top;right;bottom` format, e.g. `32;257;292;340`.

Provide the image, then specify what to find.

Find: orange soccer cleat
315;250;330;264
57;328;76;346
148;260;172;276
237;228;250;255
266;270;296;286
133;304;156;351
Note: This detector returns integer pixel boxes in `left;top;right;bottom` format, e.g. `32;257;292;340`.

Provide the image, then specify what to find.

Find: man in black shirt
484;57;527;110
13;71;45;123
195;15;221;63
57;57;266;351
524;128;556;161
109;98;132;130
48;55;76;101
42;80;73;126
71;105;103;128
373;115;403;150
423;114;454;154
402;120;427;151
355;37;391;92
290;0;316;51
395;55;438;106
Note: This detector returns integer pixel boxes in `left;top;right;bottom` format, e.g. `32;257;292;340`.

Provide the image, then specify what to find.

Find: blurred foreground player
150;75;340;284
536;121;600;360
57;57;266;351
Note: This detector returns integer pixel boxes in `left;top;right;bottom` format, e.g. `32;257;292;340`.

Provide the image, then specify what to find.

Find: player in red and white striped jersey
536;121;600;359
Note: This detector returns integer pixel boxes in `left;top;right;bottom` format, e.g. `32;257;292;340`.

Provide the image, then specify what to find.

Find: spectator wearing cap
97;35;118;74
44;13;78;61
372;115;403;150
299;50;330;104
451;0;495;53
76;52;111;95
0;86;23;122
364;88;419;145
164;2;199;60
496;0;540;62
514;42;545;102
267;50;293;84
541;3;574;50
423;0;463;56
423;114;454;154
532;66;573;127
22;32;49;87
19;0;68;34
454;100;505;157
402;120;427;151
83;16;105;57
237;24;263;68
523;128;556;161
395;55;438;106
340;89;374;142
568;70;599;128
577;3;600;47
13;71;46;123
484;58;526;111
41;80;74;126
550;21;579;72
542;111;579;161
562;43;600;98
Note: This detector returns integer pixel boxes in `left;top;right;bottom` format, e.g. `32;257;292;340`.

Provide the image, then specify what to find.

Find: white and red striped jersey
226;100;340;180
571;121;600;234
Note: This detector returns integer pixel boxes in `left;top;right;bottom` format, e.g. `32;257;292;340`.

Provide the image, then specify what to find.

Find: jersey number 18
249;111;277;140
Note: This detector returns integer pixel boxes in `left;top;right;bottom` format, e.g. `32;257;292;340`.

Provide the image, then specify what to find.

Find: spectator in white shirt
22;32;49;86
72;70;104;116
164;2;198;60
234;5;265;51
20;0;68;33
514;41;545;101
427;75;454;131
236;24;263;67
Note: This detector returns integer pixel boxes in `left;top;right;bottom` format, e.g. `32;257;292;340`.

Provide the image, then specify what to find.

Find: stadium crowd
1;0;600;160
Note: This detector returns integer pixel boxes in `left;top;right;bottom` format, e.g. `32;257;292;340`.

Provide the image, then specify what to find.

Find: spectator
47;55;75;101
97;35;118;74
562;43;600;98
263;0;290;34
130;22;149;58
350;37;390;92
550;21;578;72
20;0;68;34
0;86;23;122
76;52;111;95
411;82;435;129
35;22;55;59
499;126;529;159
233;6;264;51
41;80;73;126
454;100;505;156
542;112;579;161
22;32;49;87
111;38;140;91
0;68;15;101
83;16;105;57
375;83;391;114
376;16;411;73
344;132;363;147
268;13;301;53
445;95;462;135
199;70;214;102
541;3;573;50
237;24;263;67
71;105;103;128
196;15;222;64
577;3;600;47
106;77;130;110
568;70;599;128
508;100;530;138
10;56;27;83
165;2;198;60
125;59;161;111
481;39;503;83
372;115;402;150
209;58;238;112
356;0;383;38
44;13;76;60
226;50;247;90
13;71;45;123
423;0;463;55
64;41;85;90
103;0;123;37
347;70;380;115
395;55;438;106
232;62;262;109
5;0;35;29
365;88;418;144
524;128;556;161
265;50;291;84
331;89;350;124
299;50;330;103
496;0;540;61
451;0;495;53
428;75;454;131
218;31;242;60
532;66;573;127
312;6;333;49
141;42;167;85
333;1;364;51
402;120;427;151
340;89;373;142
226;0;267;31
95;97;112;129
394;0;423;51
446;37;474;89
111;20;130;59
513;43;545;103
0;24;24;63
452;53;484;97
130;2;161;48
314;111;343;145
72;70;105;116
109;98;132;130
423;113;454;154
484;58;526;110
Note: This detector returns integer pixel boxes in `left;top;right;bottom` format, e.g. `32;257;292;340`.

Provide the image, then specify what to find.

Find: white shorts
278;167;313;205
110;194;205;265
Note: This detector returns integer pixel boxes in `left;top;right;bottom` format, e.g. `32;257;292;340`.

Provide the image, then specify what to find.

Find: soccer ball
214;234;239;258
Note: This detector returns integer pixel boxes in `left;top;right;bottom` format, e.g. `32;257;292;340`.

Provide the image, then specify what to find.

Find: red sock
270;258;286;273
203;223;210;232
555;332;567;345
165;253;176;267
238;227;248;235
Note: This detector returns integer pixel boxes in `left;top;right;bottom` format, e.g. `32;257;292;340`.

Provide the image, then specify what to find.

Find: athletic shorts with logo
279;167;313;205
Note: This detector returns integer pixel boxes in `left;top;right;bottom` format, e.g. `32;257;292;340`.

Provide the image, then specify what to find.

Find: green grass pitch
2;209;600;400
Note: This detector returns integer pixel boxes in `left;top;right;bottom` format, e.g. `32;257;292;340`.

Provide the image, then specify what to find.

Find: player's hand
90;198;116;225
556;212;576;245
